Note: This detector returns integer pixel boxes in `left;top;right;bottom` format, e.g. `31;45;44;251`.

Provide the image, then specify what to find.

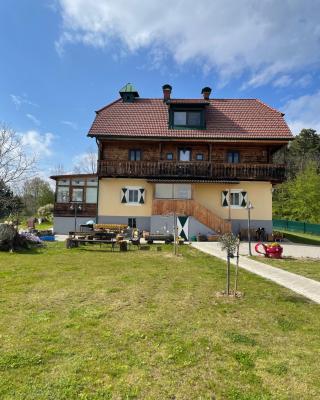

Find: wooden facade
53;203;97;217
101;140;276;163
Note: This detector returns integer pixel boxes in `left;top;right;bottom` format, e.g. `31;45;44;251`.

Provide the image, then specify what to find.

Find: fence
273;219;320;235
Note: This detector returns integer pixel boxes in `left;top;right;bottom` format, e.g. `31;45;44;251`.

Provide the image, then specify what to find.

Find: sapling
219;233;239;295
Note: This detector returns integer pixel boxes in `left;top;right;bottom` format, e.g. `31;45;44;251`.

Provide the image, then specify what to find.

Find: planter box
207;234;220;242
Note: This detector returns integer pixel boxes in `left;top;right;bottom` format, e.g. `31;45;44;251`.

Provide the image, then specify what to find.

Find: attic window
174;111;201;126
170;109;205;129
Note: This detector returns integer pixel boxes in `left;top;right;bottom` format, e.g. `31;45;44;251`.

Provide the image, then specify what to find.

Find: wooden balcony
53;203;97;217
99;160;286;182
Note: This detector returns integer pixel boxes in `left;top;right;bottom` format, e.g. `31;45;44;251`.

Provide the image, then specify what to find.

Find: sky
1;0;320;179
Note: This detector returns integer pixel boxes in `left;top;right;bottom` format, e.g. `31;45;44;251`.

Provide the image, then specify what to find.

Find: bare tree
73;148;97;174
51;163;65;176
0;124;36;185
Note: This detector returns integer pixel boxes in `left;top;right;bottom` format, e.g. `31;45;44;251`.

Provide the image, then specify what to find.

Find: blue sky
1;0;320;178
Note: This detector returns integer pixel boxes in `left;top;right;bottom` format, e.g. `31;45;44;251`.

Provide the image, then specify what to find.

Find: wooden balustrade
99;160;285;182
53;203;97;217
152;199;231;234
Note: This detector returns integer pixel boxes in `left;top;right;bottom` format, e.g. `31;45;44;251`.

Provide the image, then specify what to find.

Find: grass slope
280;231;320;246
0;243;319;399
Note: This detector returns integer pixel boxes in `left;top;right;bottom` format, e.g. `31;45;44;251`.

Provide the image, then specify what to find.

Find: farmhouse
51;84;292;237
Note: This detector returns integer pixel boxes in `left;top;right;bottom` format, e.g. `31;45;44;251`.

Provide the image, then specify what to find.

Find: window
129;149;141;161
174;184;191;199
128;218;137;228
128;189;139;203
230;191;241;206
196;153;204;161
166;152;173;160
121;187;145;204
86;178;98;187
57;179;70;186
86;187;97;204
72;179;85;186
173;111;202;127
72;188;83;202
227;151;240;163
57;187;69;203
221;189;247;208
179;149;191;161
155;184;191;199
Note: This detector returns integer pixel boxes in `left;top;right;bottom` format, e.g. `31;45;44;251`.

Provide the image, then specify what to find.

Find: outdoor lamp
246;201;254;256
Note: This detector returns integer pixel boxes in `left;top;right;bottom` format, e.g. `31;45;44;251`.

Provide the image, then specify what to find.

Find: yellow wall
192;181;272;221
98;178;154;216
99;178;272;220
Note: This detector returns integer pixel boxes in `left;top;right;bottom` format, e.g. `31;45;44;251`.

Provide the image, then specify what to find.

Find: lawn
279;230;320;246
254;256;320;282
0;243;320;400
18;221;53;231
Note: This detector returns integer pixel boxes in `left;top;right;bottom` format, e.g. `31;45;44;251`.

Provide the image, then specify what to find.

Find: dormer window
172;110;203;128
173;111;201;126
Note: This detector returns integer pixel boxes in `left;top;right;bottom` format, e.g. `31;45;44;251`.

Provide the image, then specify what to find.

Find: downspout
95;137;100;224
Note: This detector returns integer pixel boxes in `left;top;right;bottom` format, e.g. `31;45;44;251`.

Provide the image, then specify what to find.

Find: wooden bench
66;238;117;250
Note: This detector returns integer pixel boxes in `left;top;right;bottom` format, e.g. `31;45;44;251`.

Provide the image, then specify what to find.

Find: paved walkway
192;242;320;304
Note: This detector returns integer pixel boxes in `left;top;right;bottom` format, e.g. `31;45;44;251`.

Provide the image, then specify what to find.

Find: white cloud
20;130;55;157
72;151;97;173
273;75;293;88
272;73;312;89
26;113;41;126
10;94;38;109
283;91;320;135
61;120;77;129
56;0;320;87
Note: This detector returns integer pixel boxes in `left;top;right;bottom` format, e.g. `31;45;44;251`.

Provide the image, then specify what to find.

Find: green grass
18;221;53;231
253;256;320;282
0;243;320;399
279;230;320;246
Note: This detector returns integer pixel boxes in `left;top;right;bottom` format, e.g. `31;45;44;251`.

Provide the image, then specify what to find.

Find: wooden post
226;255;230;295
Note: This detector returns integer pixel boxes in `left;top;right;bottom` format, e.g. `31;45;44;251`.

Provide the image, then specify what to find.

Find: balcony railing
53;203;97;217
99;160;286;182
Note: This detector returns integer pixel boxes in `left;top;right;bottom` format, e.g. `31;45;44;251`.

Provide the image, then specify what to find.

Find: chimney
162;84;172;101
201;86;212;100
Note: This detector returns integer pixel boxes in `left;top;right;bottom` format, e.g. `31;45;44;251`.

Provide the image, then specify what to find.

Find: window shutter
139;188;145;204
121;188;127;203
221;190;229;207
240;191;248;207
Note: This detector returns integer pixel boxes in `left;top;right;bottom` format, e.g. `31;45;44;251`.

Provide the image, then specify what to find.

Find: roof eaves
255;98;284;115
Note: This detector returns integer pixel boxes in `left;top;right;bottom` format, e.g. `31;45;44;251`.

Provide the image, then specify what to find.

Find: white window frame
230;190;241;208
125;186;142;206
224;189;246;209
155;183;192;199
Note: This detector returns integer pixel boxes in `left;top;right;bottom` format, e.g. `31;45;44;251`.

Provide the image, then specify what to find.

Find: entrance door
177;216;189;240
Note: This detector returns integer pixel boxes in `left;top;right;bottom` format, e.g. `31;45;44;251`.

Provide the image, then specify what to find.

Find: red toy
255;242;283;259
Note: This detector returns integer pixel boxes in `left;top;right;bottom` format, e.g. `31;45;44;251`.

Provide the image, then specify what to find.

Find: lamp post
70;203;82;232
246;201;254;256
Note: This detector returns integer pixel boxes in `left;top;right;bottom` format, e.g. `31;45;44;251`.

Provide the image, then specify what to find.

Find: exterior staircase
152;199;231;234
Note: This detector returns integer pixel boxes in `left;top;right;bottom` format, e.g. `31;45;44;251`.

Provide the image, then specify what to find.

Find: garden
0;242;319;399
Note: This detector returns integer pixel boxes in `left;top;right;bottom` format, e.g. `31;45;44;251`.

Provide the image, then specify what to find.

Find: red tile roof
88;98;293;140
